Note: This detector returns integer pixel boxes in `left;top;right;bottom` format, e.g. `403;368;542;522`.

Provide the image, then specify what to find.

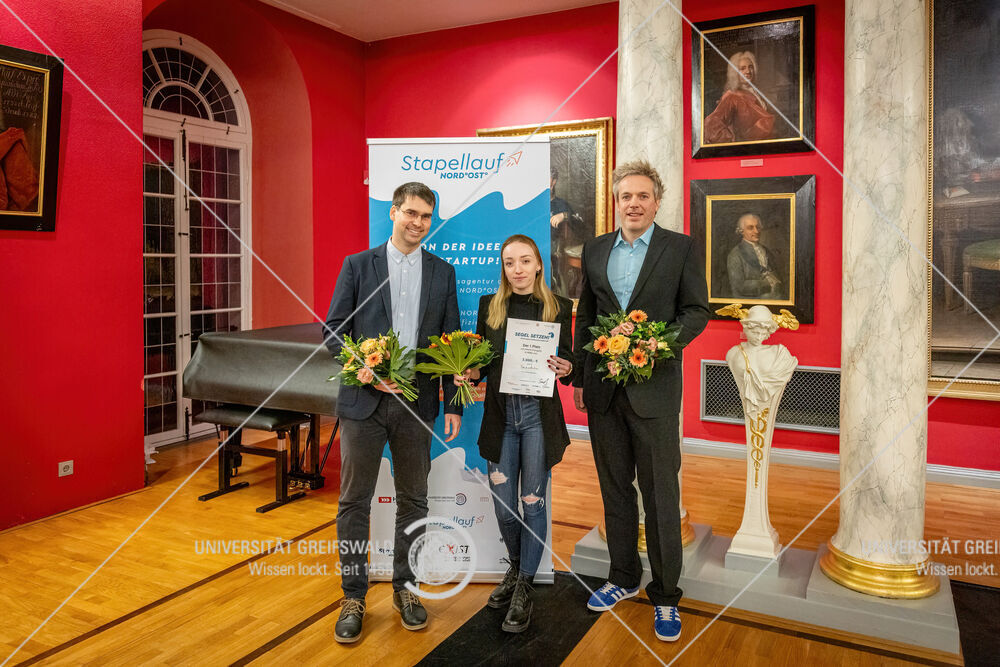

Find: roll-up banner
367;137;553;582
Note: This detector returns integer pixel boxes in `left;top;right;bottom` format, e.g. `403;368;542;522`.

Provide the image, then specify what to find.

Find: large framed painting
0;44;63;232
478;117;613;302
691;5;815;159
691;175;815;323
928;0;1000;400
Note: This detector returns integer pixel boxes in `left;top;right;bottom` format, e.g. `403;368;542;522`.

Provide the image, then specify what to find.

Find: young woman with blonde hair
455;234;574;633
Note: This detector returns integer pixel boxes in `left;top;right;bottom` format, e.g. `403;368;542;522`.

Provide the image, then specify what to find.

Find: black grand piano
183;323;341;512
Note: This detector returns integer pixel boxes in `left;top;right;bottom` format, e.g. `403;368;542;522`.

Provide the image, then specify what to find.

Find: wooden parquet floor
1;431;995;665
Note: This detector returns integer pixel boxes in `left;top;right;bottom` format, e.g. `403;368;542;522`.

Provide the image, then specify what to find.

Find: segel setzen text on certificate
498;317;561;397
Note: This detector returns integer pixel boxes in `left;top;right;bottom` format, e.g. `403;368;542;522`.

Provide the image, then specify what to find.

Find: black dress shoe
487;563;520;609
334;598;366;643
501;574;533;633
393;589;428;630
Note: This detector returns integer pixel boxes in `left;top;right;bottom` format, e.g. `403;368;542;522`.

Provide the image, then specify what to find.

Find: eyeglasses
396;207;433;223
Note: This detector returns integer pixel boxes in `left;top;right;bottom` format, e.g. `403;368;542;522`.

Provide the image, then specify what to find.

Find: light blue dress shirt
606;223;654;308
386;240;422;351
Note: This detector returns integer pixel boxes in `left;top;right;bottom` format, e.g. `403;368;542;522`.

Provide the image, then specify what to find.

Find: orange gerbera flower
429;343;438;348
628;309;648;323
629;347;648;367
593;335;610;354
365;352;383;367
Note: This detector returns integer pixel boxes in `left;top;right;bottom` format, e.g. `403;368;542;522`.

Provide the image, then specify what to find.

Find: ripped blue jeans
489;394;550;578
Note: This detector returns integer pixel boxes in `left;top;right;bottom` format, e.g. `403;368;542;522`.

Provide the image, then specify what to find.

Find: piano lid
183;323;340;416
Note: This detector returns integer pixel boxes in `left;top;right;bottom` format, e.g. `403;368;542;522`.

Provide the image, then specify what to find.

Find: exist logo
378;496;394;503
405;516;478;600
505;150;523;167
455;492;467;506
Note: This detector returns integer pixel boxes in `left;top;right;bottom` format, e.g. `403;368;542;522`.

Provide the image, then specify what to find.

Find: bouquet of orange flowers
583;309;681;385
331;331;418;401
414;330;495;407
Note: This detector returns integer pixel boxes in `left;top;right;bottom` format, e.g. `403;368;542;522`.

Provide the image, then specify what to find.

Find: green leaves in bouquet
414;331;494;407
385;333;416;385
328;332;418;401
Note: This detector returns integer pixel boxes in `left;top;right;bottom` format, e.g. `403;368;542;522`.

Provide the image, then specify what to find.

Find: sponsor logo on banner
452;514;485;528
455;493;467;506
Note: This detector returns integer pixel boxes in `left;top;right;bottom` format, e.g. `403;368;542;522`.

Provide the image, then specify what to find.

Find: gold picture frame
706;193;796;308
691;175;815;323
927;0;1000;401
691;5;815;159
0;43;64;232
477;117;614;302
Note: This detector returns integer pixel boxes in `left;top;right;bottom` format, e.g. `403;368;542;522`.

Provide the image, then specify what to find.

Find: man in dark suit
572;160;709;642
324;182;462;643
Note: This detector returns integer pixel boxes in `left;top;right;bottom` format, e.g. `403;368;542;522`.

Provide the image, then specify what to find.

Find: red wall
0;0;144;529
364;3;618;139
681;0;845;456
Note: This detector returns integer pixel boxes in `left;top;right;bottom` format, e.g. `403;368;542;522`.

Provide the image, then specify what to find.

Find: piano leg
288;415;327;490
310;415;321;483
198;426;249;502
256;430;305;513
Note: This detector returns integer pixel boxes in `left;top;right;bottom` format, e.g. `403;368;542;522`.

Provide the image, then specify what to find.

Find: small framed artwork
478;117;614;303
0;43;63;232
691;5;815;159
690;175;815;323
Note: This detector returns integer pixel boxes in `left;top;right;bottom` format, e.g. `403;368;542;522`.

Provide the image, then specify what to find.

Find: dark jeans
489;394;549;579
589;386;683;606
337;394;432;599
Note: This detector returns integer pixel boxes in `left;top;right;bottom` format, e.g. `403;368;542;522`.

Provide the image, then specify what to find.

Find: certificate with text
498;318;560;397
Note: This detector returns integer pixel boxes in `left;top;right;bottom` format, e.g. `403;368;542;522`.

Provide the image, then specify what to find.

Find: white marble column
617;0;683;231
825;0;936;596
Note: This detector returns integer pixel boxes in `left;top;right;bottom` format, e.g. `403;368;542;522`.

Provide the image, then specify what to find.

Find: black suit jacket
324;243;461;422
475;292;574;470
573;225;709;417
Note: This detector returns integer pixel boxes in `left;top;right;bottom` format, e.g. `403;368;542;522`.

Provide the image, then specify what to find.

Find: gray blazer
324;243;461;422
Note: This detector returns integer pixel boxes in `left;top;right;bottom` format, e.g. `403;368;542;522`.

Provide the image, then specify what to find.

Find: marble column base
570;527;960;654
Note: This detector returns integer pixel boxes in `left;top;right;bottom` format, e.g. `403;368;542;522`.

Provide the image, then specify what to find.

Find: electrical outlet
58;460;74;477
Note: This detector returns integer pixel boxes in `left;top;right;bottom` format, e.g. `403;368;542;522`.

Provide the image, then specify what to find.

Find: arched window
143;44;240;124
142;31;252;451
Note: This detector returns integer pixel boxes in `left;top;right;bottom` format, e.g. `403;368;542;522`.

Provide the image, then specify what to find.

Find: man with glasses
325;181;462;643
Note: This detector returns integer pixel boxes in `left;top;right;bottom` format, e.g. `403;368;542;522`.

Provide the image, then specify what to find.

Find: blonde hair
486;234;559;329
612;159;663;201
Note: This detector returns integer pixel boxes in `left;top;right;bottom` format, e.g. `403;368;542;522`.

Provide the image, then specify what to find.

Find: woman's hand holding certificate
498;318;561;397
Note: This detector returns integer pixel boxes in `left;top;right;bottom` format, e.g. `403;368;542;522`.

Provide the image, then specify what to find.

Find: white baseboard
565;425;1000;490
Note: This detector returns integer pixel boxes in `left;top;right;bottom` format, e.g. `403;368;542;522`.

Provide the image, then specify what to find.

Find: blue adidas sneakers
586;581;640;611
653;605;681;641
